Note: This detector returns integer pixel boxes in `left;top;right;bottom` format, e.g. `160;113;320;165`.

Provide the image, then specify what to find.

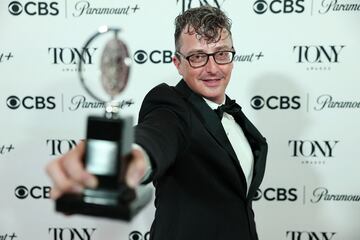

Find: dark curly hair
174;5;232;52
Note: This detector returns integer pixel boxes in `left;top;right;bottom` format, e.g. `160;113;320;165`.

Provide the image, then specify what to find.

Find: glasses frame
176;48;236;68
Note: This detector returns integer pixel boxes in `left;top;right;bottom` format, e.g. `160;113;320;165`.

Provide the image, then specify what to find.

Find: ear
172;55;180;68
172;55;183;75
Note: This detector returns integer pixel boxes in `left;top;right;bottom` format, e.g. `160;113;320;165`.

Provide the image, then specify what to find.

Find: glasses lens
214;51;233;64
188;53;208;67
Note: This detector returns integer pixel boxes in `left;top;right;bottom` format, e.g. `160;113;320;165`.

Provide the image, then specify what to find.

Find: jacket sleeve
134;83;190;183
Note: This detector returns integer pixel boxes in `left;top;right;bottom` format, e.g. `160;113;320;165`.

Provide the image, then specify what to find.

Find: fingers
61;143;97;188
125;148;147;188
46;158;80;199
46;141;98;199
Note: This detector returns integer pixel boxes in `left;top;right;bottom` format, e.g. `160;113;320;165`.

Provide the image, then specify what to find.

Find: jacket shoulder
138;83;189;120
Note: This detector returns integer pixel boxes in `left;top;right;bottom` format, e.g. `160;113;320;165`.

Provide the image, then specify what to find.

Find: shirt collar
203;96;225;110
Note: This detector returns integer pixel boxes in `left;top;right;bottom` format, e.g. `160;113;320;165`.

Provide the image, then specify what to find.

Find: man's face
173;27;233;104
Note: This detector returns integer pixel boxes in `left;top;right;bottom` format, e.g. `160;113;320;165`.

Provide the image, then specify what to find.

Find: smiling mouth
201;78;222;87
201;78;222;82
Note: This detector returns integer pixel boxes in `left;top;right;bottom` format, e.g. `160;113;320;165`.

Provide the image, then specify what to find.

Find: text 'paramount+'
67;95;134;111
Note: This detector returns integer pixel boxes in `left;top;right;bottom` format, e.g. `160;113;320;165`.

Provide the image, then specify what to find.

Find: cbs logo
15;186;51;199
134;50;173;64
250;95;301;110
8;1;59;16
254;188;298;201
6;96;56;110
253;0;305;14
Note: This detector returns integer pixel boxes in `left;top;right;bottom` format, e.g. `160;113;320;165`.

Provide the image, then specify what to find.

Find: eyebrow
186;45;233;55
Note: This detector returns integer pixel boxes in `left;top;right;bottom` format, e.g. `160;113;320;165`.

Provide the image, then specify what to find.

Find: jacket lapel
232;107;268;200
175;80;248;197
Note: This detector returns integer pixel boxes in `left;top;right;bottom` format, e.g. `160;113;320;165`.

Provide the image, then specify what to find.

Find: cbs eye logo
253;0;268;14
253;189;263;200
15;186;29;199
250;96;265;110
6;95;21;109
8;1;23;15
129;231;150;240
134;50;148;64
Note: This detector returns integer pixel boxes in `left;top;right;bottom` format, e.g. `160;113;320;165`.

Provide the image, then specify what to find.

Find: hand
45;141;97;199
46;141;148;200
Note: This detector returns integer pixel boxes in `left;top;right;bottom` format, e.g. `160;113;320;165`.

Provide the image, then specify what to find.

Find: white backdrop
0;0;359;240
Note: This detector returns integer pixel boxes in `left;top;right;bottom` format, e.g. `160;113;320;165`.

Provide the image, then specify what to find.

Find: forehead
179;27;233;53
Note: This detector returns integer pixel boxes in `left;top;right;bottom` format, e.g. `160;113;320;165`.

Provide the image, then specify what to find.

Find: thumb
125;149;147;188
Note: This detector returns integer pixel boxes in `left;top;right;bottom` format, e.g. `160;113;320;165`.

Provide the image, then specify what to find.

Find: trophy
55;26;152;220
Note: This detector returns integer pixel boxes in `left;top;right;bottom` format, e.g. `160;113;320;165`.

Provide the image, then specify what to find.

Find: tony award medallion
55;26;152;221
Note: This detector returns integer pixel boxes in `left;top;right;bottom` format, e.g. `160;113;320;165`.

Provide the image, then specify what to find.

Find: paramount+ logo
8;1;59;16
6;95;56;110
253;0;305;14
250;95;301;110
0;232;17;240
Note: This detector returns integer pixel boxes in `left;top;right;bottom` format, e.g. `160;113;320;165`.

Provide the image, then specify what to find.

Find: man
46;5;267;240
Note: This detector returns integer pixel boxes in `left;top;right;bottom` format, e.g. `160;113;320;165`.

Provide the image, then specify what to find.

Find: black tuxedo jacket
135;80;267;240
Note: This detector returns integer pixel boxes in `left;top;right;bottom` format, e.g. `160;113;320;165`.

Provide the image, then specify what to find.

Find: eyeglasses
176;49;236;68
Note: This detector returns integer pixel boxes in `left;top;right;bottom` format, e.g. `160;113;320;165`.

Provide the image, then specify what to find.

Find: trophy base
55;186;153;221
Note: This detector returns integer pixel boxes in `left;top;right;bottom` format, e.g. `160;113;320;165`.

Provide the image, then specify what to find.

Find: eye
189;53;207;63
216;51;228;59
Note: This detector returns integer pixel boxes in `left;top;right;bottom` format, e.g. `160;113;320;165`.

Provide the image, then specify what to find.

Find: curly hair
174;5;232;52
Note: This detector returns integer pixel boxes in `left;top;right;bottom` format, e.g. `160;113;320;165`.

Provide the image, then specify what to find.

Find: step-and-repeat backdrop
1;0;359;239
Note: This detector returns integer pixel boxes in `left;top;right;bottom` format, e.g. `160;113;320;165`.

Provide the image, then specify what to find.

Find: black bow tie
214;99;241;119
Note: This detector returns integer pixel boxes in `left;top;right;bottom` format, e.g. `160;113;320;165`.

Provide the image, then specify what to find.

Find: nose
204;55;219;73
